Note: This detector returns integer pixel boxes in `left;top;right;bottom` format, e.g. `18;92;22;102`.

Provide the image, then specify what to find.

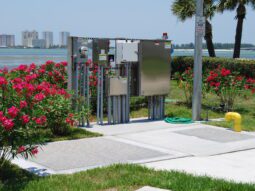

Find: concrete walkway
12;118;255;183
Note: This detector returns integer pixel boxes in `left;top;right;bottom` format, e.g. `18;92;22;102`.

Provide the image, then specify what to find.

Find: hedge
171;56;255;78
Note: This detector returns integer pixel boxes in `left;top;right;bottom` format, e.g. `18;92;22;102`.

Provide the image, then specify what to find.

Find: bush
175;67;207;107
172;56;255;78
0;61;75;163
205;66;247;110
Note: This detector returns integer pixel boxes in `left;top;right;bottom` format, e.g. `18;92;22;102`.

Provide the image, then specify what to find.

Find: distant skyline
1;0;255;45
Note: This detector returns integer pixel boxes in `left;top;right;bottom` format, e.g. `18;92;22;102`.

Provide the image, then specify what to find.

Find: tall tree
172;0;217;57
218;0;255;58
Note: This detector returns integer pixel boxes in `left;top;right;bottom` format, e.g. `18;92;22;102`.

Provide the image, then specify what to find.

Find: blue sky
1;0;255;45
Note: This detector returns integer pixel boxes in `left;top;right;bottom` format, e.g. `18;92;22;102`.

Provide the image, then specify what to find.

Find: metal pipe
100;66;104;124
97;66;100;124
118;96;121;123
122;96;125;123
86;65;90;109
108;96;111;124
127;64;130;122
163;96;165;119
112;96;116;124
192;0;204;121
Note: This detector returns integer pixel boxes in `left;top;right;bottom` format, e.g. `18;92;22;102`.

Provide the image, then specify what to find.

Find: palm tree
172;0;217;57
218;0;255;58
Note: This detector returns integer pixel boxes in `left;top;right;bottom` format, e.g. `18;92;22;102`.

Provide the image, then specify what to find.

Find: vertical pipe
118;96;121;123
75;62;79;113
162;96;165;119
155;96;158;120
83;65;86;96
86;65;90;110
127;64;130;122
148;96;151;120
100;67;104;125
122;96;125;123
159;96;163;119
108;96;111;124
192;0;204;121
97;66;100;124
81;65;85;127
151;96;153;120
113;96;116;124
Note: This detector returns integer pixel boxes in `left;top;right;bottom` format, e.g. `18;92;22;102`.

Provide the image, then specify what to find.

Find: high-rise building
0;34;15;47
32;39;46;48
59;31;70;47
42;31;53;48
22;30;38;47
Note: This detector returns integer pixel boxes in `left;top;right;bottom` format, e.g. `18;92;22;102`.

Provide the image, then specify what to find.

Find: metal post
86;65;90;109
113;96;116;124
122;96;125;123
75;62;79;113
108;96;111;124
97;66;100;124
100;67;104;124
81;65;85;126
127;64;130;122
192;0;204;121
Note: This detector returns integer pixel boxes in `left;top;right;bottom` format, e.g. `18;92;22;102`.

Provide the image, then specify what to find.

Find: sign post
192;0;204;121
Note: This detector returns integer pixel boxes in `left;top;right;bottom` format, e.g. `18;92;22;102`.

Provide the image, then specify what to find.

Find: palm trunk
233;4;246;58
204;20;216;57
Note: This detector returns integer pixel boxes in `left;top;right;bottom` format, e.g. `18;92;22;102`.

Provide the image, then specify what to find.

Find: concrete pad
117;124;255;156
136;186;170;191
87;118;201;136
26;137;174;173
145;149;255;183
175;127;254;143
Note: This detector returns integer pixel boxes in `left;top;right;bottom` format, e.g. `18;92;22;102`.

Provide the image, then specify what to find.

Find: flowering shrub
175;67;194;106
175;67;207;107
206;66;247;110
0;61;74;163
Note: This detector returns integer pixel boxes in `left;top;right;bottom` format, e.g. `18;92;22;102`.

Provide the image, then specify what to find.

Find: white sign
99;54;107;61
164;42;171;49
195;16;205;36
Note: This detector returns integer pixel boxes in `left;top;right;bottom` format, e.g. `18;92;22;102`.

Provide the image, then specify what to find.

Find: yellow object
225;112;242;132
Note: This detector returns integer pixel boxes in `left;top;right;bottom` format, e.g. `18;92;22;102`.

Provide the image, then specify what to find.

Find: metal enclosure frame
67;36;172;126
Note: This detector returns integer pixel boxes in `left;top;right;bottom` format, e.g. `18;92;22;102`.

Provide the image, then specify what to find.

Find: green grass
1;162;255;191
41;128;102;142
130;80;255;131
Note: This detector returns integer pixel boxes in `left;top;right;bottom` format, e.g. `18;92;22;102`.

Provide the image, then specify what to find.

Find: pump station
68;37;171;126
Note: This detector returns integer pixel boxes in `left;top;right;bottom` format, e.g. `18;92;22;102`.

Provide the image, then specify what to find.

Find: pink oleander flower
34;93;46;102
2;118;14;131
35;116;47;125
20;100;28;109
17;146;26;153
8;106;20;118
17;64;28;72
46;60;54;65
21;115;30;124
12;77;23;84
25;83;35;92
0;76;7;86
31;147;39;155
61;61;68;66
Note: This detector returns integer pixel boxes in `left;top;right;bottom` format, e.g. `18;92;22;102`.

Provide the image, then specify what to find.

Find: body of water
0;48;254;68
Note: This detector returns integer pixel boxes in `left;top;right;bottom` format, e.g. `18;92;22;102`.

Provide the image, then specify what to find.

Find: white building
59;31;70;47
22;30;38;47
0;34;15;47
32;39;46;48
42;31;53;48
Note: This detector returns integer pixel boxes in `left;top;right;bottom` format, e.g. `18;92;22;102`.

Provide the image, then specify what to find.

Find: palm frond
171;0;196;21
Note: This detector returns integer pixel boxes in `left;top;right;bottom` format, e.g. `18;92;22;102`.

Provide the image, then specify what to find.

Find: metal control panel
139;40;171;96
68;37;172;125
107;77;127;96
